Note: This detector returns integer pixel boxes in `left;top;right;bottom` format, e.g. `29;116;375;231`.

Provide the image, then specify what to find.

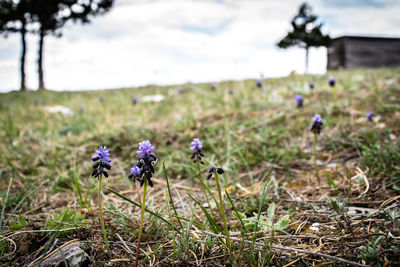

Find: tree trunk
19;22;27;91
305;47;309;74
38;29;45;90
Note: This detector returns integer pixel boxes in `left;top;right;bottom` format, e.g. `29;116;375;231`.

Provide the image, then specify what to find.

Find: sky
1;0;400;92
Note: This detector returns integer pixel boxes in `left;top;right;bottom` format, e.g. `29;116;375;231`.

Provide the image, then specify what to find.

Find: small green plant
45;207;85;235
360;236;385;265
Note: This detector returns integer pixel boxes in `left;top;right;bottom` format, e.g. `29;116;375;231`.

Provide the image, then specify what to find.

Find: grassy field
0;68;400;266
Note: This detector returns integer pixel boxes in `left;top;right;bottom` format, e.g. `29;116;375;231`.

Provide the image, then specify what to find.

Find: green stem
135;180;148;267
313;132;320;183
214;171;233;263
98;174;111;256
197;162;216;217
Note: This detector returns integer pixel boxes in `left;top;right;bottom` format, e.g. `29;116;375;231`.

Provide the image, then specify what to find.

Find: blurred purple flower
228;88;233;94
178;88;184;94
256;79;262;88
136;140;155;156
329;76;335;87
190;138;203;151
295;94;303;107
309;82;314;89
366;112;374;122
133;97;138;104
211;84;216;90
99;95;104;102
311;114;323;134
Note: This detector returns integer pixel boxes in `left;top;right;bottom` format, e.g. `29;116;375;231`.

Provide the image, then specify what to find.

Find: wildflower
207;166;224;180
228;87;233;94
178;88;184;94
211;84;216;90
329;76;335;87
91;146;112;178
295;94;303;107
80;105;85;112
190;138;204;164
133;97;138;104
34;99;40;106
256;79;262;88
366;112;374;122
309;82;314;89
99;95;104;102
311;114;323;134
130;140;158;187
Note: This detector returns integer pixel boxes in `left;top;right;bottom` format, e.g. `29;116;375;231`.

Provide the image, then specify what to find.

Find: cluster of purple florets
295;94;303;107
190;138;204;164
311;114;323;134
207;166;224;180
91;146;112;178
129;140;158;187
329;76;335;87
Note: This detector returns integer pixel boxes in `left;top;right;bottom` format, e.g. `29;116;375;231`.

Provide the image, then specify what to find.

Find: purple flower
190;138;203;151
190;138;205;164
92;146;111;163
211;84;216;90
133;97;138;104
228;88;233;94
80;105;85;112
91;146;112;178
366;112;374;122
311;114;323;134
309;82;314;89
178;88;184;94
99;95;104;102
130;140;158;187
256;79;262;88
130;165;141;177
136;140;155;156
207;166;224;180
329;76;335;87
295;94;303;107
34;99;40;106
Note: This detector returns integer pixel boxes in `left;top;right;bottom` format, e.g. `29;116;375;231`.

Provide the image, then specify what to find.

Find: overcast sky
1;0;400;92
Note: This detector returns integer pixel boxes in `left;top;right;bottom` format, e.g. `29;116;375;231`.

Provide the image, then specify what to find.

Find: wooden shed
327;36;400;69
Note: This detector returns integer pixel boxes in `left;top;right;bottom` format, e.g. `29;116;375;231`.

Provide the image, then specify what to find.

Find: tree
0;0;33;91
31;0;114;90
277;2;330;73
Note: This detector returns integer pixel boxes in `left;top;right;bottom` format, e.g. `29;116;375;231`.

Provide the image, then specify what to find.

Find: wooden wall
327;37;400;70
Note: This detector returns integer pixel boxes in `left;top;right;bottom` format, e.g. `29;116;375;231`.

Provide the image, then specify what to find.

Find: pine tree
277;3;330;73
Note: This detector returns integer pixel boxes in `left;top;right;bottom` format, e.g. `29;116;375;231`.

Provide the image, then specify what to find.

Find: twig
0;227;82;243
116;233;135;260
202;231;370;267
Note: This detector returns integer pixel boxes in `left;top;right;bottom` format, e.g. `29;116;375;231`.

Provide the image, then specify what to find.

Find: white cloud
0;0;399;92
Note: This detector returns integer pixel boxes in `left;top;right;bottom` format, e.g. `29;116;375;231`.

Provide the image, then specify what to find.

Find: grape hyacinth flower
190;138;204;164
99;95;104;102
256;79;262;88
133;97;138;104
128;140;158;267
91;146;112;255
91;146;112;178
295;94;303;108
366;112;374;122
329;76;335;87
228;87;233;95
34;99;40;106
178;88;184;94
211;84;216;90
207;166;224;180
128;140;158;187
311;114;323;135
80;105;85;112
310;114;323;183
309;82;314;89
